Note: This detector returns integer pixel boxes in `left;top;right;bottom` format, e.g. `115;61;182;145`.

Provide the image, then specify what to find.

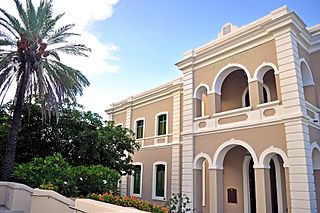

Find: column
193;169;202;213
248;80;261;109
275;28;317;212
171;88;182;194
182;69;194;209
120;98;133;196
209;168;223;213
254;168;272;213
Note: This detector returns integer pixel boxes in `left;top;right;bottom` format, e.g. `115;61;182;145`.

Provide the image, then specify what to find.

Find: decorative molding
298;58;315;86
133;117;146;140
253;62;279;82
193;152;213;169
130;162;143;198
257;146;290;168
152;161;168;201
212;138;259;170
211;63;252;95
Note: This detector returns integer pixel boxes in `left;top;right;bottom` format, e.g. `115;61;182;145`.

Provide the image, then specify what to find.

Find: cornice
175;6;320;72
105;78;183;115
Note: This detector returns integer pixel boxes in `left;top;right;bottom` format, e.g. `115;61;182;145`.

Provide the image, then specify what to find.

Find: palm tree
0;0;90;180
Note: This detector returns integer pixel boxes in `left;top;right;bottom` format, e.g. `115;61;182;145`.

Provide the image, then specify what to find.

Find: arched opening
300;60;317;106
194;86;209;117
312;146;320;210
193;153;212;213
224;146;256;213
264;155;287;213
242;85;271;107
221;69;249;111
262;70;277;103
254;64;279;104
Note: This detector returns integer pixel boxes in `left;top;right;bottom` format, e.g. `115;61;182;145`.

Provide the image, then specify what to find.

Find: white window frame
134;117;145;139
130;162;143;198
154;112;169;136
152;161;167;201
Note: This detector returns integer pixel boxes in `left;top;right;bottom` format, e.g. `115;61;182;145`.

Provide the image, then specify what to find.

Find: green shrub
73;165;119;196
87;192;168;213
13;154;119;197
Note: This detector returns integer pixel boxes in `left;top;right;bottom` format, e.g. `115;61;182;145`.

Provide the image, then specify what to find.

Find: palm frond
50;44;91;57
13;0;29;30
47;24;79;44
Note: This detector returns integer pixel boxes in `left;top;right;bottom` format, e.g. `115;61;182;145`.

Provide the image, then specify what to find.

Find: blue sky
3;0;319;118
79;0;320;118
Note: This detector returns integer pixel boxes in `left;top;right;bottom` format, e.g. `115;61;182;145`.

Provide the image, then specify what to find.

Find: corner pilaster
275;28;317;212
181;69;194;209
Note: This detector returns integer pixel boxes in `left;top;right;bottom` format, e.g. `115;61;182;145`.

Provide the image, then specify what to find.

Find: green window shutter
133;165;141;194
136;120;144;139
157;114;167;135
155;164;165;197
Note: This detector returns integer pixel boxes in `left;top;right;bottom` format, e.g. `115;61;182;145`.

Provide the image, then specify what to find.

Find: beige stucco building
106;6;320;213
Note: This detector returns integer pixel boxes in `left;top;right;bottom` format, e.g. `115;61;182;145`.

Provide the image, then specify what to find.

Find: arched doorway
193;153;212;213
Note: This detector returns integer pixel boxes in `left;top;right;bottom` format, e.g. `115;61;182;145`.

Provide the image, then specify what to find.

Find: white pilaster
275;29;317;212
182;70;194;209
171;90;182;194
120;99;133;196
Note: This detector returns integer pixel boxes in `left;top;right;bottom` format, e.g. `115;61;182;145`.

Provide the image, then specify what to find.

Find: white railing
137;134;173;148
194;100;283;133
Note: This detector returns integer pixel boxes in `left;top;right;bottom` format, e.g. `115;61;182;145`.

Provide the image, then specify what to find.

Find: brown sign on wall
227;188;237;203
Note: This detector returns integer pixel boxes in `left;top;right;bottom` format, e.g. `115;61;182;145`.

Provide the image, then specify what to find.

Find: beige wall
194;124;287;159
193;40;278;89
113;111;126;126
130;146;172;205
314;170;320;212
310;50;320;107
131;97;173;138
221;70;248;111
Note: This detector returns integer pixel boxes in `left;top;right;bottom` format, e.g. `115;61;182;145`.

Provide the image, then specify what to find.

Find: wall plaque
227;188;237;203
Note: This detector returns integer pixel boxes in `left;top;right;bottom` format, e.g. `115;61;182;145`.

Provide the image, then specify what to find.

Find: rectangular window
157;114;167;135
133;165;141;195
155;164;165;197
136;120;144;139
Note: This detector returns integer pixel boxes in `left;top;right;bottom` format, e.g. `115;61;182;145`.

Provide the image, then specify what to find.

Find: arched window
300;59;316;105
194;85;208;117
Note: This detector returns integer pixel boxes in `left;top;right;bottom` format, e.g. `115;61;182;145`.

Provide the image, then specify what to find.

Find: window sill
152;196;166;201
132;194;142;198
194;115;210;121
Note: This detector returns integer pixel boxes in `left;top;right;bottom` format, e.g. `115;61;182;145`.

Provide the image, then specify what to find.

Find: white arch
298;58;314;86
212;63;252;95
258;146;289;168
241;84;271;106
212;138;258;170
253;62;279;82
311;142;320;170
193;83;210;99
193;152;213;169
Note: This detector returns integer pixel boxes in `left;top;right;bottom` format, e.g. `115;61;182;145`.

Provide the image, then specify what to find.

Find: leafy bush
13;154;119;197
73;165;119;196
87;192;168;213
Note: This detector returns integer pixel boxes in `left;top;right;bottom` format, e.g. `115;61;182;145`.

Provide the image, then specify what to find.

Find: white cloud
1;0;120;75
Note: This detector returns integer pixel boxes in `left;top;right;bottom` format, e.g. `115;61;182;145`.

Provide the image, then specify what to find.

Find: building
105;6;320;213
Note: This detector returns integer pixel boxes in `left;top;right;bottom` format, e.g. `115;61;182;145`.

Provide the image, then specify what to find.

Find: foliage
168;193;192;213
0;0;90;180
0;101;140;175
12;154;120;197
87;192;168;213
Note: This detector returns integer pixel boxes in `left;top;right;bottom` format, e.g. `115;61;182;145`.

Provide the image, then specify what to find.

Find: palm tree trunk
0;65;29;181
